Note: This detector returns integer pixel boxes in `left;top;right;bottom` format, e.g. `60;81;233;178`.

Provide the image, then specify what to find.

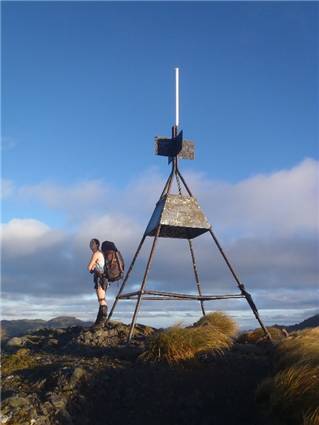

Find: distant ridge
272;314;319;332
46;316;93;328
285;314;319;331
1;313;318;341
1;316;93;340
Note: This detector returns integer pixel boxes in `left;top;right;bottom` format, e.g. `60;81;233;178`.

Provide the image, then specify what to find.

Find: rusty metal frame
119;289;245;301
207;228;272;340
187;239;206;316
126;224;162;342
107;234;147;322
107;125;272;343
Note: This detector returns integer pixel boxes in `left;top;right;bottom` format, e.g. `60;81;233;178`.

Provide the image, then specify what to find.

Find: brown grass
140;324;232;365
271;366;319;418
256;327;319;425
275;328;319;369
237;326;286;344
303;407;319;425
2;348;38;375
193;312;239;338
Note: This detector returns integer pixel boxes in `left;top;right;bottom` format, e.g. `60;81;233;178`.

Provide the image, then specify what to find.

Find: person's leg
95;286;107;306
92;282;108;327
92;274;104;326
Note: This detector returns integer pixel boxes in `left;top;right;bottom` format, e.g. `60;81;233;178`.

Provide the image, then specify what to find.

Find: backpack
101;241;125;282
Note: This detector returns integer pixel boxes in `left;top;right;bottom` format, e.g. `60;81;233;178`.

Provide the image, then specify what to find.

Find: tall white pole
175;67;179;128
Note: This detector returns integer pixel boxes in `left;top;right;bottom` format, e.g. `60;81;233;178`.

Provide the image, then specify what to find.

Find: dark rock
48;393;67;410
66;320;155;353
47;338;59;347
57;408;74;425
2;395;30;408
62;367;87;391
232;342;266;356
6;337;26;348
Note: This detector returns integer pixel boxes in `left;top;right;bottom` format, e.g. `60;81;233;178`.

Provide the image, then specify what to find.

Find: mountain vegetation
1;316;92;341
1;313;318;425
256;327;319;425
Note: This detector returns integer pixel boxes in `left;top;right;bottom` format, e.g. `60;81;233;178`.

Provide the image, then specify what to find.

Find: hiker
88;238;108;327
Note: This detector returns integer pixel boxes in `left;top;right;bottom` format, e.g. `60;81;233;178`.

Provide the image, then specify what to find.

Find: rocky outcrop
1;321;155;425
1;317;93;342
1;320;277;425
4;321;155;356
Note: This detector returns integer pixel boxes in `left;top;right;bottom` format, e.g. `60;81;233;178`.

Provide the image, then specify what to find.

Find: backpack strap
115;251;124;273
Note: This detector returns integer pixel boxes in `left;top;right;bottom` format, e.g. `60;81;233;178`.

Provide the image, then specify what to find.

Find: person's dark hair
90;238;100;249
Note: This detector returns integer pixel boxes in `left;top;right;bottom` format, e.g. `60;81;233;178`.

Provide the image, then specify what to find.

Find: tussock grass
2;348;38;375
193;312;238;338
303;407;319;425
270;366;319;419
257;327;319;425
276;328;319;369
237;327;286;344
140;324;232;365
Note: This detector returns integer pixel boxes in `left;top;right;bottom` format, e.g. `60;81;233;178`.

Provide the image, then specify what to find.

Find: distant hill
1;313;318;342
0;316;93;341
285;314;319;331
272;314;319;332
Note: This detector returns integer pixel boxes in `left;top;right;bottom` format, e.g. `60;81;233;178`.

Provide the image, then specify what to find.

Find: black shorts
93;273;108;290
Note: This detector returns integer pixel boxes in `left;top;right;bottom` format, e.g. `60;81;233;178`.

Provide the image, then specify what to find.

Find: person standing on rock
88;238;108;328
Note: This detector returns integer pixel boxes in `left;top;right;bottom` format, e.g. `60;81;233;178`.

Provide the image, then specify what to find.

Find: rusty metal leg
107;234;147;322
127;225;162;343
160;169;174;198
187;239;206;316
208;228;272;341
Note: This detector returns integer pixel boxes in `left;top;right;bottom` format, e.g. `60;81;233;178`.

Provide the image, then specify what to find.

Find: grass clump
275;328;319;369
256;327;319;425
303;407;319;425
257;365;319;424
193;312;238;338
2;348;38;375
237;326;286;344
140;324;232;365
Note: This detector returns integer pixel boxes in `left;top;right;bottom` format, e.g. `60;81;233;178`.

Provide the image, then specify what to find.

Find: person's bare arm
87;252;99;272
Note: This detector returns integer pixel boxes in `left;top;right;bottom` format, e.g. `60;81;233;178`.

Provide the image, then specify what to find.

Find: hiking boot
100;305;108;323
92;305;107;329
92;306;102;328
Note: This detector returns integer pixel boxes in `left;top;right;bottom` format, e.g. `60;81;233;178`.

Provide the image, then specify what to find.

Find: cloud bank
1;158;318;327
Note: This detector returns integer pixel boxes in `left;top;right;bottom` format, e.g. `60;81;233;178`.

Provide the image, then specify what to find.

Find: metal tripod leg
187;239;206;316
176;167;193;196
160;168;174;197
109;170;174;329
127;225;162;343
107;234;147;322
208;228;272;341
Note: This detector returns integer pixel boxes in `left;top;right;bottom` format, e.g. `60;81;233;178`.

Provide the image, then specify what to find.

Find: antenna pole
175;67;179;129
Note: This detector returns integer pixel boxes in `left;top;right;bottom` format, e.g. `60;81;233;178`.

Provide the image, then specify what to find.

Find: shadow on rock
1;321;277;425
65;342;275;425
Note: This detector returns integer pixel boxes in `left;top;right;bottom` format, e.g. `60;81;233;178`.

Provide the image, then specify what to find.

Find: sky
1;1;319;329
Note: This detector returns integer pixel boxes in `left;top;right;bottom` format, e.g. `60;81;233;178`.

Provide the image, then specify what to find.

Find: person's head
89;238;100;252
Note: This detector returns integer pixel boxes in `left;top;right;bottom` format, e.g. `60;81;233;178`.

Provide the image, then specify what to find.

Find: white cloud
1;179;15;200
187;158;319;237
17;180;109;221
1;218;64;256
1;158;318;325
4;158;318;236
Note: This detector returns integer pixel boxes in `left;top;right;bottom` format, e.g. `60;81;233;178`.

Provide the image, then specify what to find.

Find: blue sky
1;2;318;327
3;3;318;187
